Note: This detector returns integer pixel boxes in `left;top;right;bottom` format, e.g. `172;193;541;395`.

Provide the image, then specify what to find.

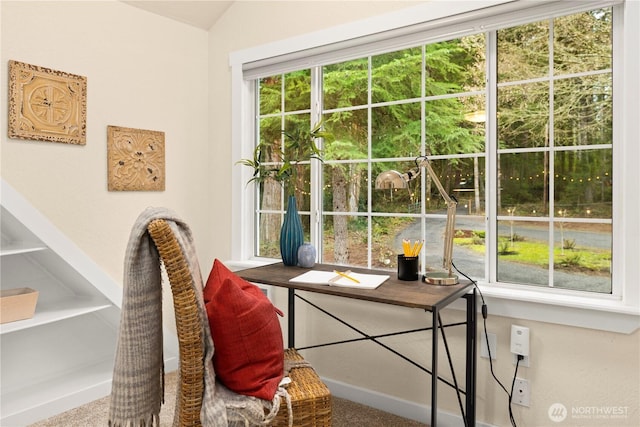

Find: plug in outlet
481;332;497;359
513;353;530;367
512;378;530;407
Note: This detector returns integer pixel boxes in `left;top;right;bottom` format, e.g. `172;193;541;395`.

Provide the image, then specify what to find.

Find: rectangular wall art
8;60;87;145
107;125;165;191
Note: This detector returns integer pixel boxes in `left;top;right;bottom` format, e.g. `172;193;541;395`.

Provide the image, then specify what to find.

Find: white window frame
229;0;640;333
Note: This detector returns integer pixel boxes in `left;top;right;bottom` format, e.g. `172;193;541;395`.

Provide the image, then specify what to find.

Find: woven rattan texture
272;349;332;427
148;219;205;426
148;220;331;426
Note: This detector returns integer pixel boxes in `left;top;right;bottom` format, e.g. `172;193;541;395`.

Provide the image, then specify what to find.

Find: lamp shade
375;170;407;189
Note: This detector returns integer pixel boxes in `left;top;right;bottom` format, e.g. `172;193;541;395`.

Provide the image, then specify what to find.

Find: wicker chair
147;218;331;427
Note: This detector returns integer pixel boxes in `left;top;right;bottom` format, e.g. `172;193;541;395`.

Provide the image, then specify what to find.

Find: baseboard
322;377;496;427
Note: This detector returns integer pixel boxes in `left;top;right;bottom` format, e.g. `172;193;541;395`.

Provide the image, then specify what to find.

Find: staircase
0;179;178;425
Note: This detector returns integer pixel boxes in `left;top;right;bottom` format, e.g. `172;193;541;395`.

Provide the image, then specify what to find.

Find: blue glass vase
280;195;304;266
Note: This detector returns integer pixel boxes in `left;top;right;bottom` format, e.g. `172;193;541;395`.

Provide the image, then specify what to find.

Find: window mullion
311;66;323;255
367;56;373;269
486;30;498;284
548;17;556;288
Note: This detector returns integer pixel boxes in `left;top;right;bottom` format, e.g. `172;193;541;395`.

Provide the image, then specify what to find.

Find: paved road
395;215;611;292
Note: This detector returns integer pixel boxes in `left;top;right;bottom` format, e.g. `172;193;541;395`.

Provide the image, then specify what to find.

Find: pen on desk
333;270;360;283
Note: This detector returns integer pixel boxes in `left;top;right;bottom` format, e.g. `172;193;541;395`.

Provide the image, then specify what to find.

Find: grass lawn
455;232;611;274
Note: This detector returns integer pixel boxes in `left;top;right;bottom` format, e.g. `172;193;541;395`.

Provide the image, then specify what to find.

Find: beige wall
2;1;638;426
1;0;214;283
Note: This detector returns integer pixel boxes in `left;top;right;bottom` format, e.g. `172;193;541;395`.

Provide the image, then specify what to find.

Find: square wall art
8;60;87;145
107;126;165;191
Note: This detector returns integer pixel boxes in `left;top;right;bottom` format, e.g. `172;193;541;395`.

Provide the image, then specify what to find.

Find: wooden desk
238;262;477;427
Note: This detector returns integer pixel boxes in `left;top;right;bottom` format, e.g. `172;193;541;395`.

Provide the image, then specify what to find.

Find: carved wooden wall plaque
107;126;165;191
8;60;87;145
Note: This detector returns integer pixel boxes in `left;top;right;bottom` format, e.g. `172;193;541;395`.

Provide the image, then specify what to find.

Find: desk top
237;262;473;311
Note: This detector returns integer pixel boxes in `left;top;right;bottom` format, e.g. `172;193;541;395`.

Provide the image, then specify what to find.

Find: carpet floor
28;371;428;427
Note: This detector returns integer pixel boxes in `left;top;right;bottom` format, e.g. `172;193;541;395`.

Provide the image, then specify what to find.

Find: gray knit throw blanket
108;207;227;426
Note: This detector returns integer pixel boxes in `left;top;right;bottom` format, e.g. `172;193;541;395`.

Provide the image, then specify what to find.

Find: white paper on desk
290;270;389;289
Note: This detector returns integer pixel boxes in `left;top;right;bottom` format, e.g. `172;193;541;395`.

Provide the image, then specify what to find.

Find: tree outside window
254;7;613;294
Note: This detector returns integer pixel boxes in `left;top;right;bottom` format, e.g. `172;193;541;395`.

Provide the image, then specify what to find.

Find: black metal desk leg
288;288;295;348
465;290;477;426
431;308;438;427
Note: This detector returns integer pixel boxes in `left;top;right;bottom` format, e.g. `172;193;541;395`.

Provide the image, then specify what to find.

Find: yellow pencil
333;270;360;283
410;240;419;257
413;240;424;256
402;239;411;257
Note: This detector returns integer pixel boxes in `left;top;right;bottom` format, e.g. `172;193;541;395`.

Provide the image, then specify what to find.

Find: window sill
225;258;639;334
474;284;639;334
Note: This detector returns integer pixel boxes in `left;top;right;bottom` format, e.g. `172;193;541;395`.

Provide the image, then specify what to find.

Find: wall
209;2;640;427
1;0;213;288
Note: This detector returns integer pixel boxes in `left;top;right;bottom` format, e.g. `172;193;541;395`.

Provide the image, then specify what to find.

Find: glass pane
284;70;311;112
554;149;612;219
452;215;486;280
258;213;282;258
372;47;422;103
323;58;368;110
259;116;282;150
371;103;421;159
281;114;313;207
372;161;420;213
426;35;486;95
554;74;612;147
497;220;549;286
321;214;370;268
554;8;612;75
322;162;367;213
498;82;550;149
450;156;486;216
300;213;311;241
323;109;368;160
372;216;415;270
283;163;311;210
498;152;549;217
425;158;478;214
497;20;549;83
259;75;281;115
425;96;486;156
553;222;611;293
257;212;311;260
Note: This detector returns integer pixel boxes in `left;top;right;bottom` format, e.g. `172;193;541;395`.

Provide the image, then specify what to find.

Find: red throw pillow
203;259;284;400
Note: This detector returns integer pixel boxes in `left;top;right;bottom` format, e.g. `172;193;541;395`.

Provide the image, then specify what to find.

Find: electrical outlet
510;325;530;356
481;332;497;359
513;353;530;367
512;378;530;407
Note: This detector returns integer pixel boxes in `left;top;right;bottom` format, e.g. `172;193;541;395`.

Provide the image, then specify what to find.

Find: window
252;4;614;293
230;0;639;330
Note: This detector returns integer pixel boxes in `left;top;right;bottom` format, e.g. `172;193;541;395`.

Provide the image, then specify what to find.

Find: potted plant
237;121;332;266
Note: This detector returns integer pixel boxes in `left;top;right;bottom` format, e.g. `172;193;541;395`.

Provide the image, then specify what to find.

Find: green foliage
498;239;517;255
254;8;614;271
237;121;333;196
563;239;576;250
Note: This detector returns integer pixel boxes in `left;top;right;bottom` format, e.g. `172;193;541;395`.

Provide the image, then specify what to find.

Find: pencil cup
397;255;419;281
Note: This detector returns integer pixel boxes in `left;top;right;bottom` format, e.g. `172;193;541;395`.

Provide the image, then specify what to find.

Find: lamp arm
417;156;454;205
416;156;457;275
